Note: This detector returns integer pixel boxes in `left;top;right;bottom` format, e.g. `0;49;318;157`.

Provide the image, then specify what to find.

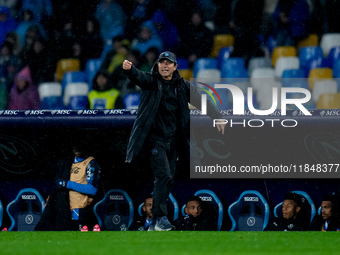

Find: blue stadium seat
327;46;340;67
61;71;86;92
282;68;305;78
0;199;3;229
333;59;340;78
93;189;134;231
217;47;233;69
273;190;316;223
138;193;179;221
176;58;189;69
186;189;223;231
41;96;64;110
304;57;331;77
299;46;323;69
68;95;88;110
228;190;270;231
193;58;218;78
6;188;45;231
84;58;102;89
123;93;141;110
221;57;246;73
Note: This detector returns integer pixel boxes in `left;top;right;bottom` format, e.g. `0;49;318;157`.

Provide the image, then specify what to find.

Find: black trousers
71;206;95;231
148;137;177;218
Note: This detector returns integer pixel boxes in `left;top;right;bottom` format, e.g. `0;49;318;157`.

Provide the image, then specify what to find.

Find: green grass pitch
1;231;340;255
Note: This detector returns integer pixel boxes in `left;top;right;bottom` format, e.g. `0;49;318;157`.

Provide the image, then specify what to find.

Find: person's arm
67;160;101;196
122;60;155;90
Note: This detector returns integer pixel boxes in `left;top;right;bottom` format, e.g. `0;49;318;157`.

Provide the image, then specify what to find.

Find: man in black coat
122;51;224;231
309;194;340;231
265;192;309;231
174;196;216;231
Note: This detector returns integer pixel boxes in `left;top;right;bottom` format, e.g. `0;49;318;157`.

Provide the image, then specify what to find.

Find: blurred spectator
272;0;310;46
20;24;43;56
0;77;7;109
7;66;40;110
178;10;214;68
79;16;103;65
55;17;78;59
140;46;159;72
87;69;124;109
123;0;157;40
174;196;216;231
21;36;54;85
0;41;22;90
0;0;19;18
150;10;178;52
265;192;309;231
15;8;48;47
212;0;233;34
309;194;340;231
19;0;53;23
100;35;127;70
229;0;265;66
129;196;153;231
107;40;130;74
95;0;126;42
110;49;141;97
0;5;17;45
131;20;163;56
323;0;340;33
5;31;21;56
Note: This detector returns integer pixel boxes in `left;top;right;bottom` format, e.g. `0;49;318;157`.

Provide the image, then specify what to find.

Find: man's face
282;199;300;219
321;201;333;220
185;200;202;217
73;147;84;158
143;198;153;220
157;59;177;80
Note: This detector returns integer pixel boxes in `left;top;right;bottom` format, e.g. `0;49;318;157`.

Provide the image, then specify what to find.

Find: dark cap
157;51;177;64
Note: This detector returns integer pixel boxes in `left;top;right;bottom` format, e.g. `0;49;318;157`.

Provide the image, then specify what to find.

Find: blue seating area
0;186;334;231
93;189;134;231
228;190;270;231
6;188;45;231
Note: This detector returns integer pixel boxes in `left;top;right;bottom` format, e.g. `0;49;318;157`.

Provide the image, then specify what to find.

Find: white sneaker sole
155;226;172;231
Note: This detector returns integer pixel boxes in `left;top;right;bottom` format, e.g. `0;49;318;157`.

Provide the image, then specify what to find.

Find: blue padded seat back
6;188;45;231
228;190;269;231
194;189;223;231
94;189;134;231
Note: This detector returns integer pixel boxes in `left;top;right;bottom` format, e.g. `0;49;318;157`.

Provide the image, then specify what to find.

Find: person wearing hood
7;66;40;110
122;51;225;231
131;20;163;56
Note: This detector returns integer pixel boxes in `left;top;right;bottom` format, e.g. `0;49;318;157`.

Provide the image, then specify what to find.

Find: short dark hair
144;195;153;204
186;196;202;205
284;192;302;207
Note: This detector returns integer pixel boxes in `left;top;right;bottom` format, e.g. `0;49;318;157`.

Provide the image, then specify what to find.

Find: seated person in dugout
265;192;309;231
129;196;153;231
309;194;340;231
174;196;216;231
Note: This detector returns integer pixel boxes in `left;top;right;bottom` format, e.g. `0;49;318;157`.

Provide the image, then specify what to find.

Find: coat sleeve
123;65;156;90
